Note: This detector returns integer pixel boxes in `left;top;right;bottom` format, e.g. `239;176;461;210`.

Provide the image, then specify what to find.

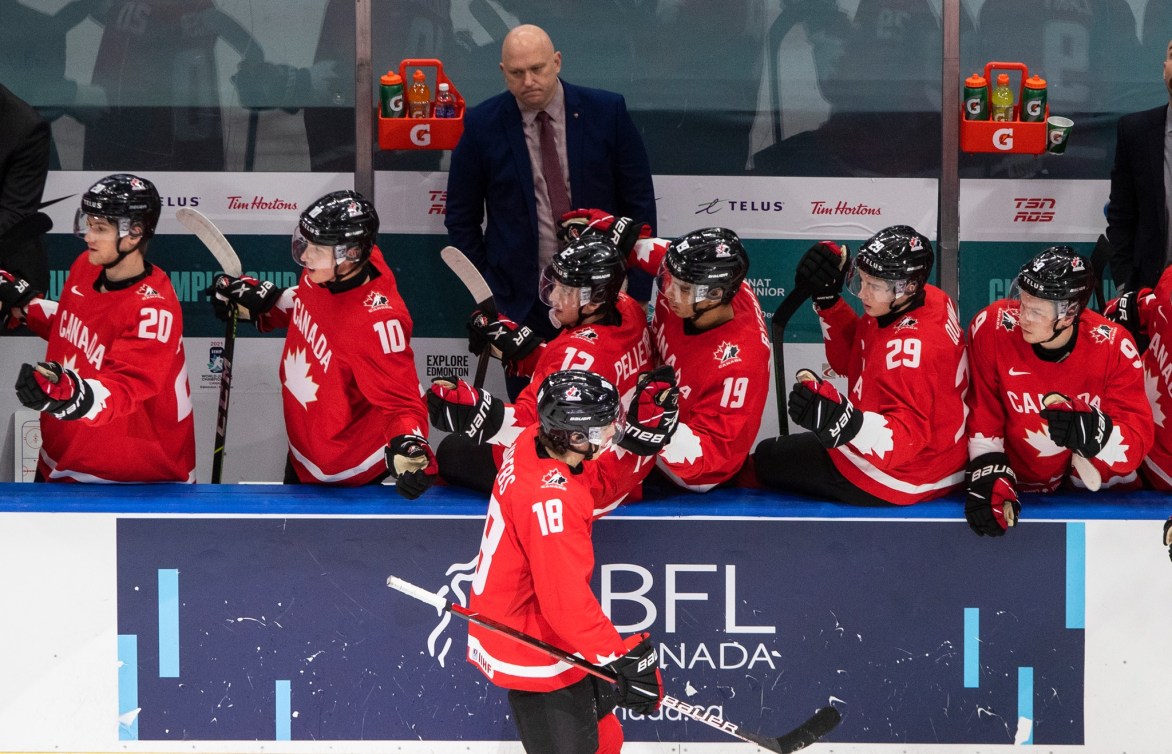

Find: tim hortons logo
227;195;299;211
1013;197;1056;223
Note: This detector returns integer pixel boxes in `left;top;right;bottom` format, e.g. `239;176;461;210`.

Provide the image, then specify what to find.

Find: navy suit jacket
444;79;656;323
1106;105;1167;291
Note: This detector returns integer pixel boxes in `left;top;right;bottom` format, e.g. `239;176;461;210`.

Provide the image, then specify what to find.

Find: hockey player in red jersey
429;236;657;505
965;246;1154;537
211;190;434;496
467;370;663;753
557;211;771;492
753;225;968;505
0;174;195;482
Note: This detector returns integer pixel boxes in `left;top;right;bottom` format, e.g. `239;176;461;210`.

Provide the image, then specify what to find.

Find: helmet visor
656;259;710;305
74;209;129;240
848;267;905;303
539;265;590;308
292;227;354;269
1010;278;1067;323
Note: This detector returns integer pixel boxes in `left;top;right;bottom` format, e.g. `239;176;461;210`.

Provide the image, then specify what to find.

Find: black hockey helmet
75;174;162;240
662;227;749;304
536;370;624;457
539;237;626;308
293;190;379;267
851;225;934;296
1012;245;1094;320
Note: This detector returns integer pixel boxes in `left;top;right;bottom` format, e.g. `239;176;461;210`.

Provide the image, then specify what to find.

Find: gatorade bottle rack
959;61;1048;155
378;58;465;151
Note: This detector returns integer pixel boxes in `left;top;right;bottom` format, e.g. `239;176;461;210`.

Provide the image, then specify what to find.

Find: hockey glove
15;362;95;421
558;208;651;256
427;376;505;444
467;309;541;365
213;274;284;322
604;633;662;715
617;366;680;456
1164;517;1172;564
1039;394;1113;459
795;241;850;309
787;370;862;448
0;270;38;327
385;434;438;500
964;452;1020;537
231;51;309;113
1103;288;1151;355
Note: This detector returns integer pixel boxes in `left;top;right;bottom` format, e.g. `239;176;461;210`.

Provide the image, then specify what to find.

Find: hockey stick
771;280;813;434
1089;234;1112;312
1041;392;1103;491
439;246;496;389
387;575;840;753
176;208;243;484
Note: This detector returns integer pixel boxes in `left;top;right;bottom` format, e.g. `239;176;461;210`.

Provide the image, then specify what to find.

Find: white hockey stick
439;246;496;388
387;576;841;753
176;208;244;484
1041;392;1103;491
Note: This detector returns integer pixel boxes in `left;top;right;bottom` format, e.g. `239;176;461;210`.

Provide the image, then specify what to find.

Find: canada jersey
467;425;627;692
23;253;195;483
1129;271;1172;488
259;247;427;485
816;287;968;504
967;300;1153;491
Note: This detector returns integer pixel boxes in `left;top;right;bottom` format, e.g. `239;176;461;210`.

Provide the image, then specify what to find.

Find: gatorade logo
1025;100;1043;119
410;124;432;147
993;128;1014;151
965;98;982;116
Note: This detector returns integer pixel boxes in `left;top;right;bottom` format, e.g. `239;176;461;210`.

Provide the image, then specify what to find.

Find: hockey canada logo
564;386;582;401
136;283;163;300
129;177;147;192
345;201;362;218
364;291;392;312
540;469;568;490
894;317;919;332
1089;323;1116;344
572;327;599;342
714;341;741;367
713;242;732;258
999;308;1019;332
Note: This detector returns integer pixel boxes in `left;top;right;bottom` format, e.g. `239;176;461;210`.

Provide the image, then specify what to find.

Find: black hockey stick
440;246;496;388
1089;234;1112;312
387;575;840;753
771;280;813;435
176;208;244;484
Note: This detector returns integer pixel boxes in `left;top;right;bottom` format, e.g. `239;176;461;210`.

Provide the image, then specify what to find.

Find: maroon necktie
536;110;571;223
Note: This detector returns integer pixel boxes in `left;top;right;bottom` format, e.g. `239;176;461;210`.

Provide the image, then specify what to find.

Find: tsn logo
1013;197;1056;223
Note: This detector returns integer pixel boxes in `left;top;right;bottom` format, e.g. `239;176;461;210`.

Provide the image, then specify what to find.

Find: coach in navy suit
444;24;656;337
1106;40;1172;292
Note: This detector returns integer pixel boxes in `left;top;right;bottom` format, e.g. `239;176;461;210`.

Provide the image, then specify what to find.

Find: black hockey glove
15;362;95;421
795;241;850;309
558;208;651;256
787;370;862;448
213;274;284;322
1164;517;1172;564
467;309;541;365
385;434;438;500
1039;393;1113;459
617;366;680;456
964;452;1019;537
0;269;38;326
604;633;663;715
427;376;505;444
1103;289;1151;355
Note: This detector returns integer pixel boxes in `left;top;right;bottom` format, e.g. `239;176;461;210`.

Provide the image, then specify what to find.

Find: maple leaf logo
136;284;163;300
894;317;918;332
540;469;568;490
1146;364;1166;428
1024;425;1063;458
714;341;741;367
364;291;391;312
1096;427;1130;467
661;421;703;465
572;327;599;342
1088;324;1115;344
283;348;319;408
999;308;1018;332
855;414;894;459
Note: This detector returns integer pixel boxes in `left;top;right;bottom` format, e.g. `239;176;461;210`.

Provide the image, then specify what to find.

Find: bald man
445;24;656;358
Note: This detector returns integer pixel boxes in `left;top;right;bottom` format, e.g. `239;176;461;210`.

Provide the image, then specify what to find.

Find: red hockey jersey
24;254;195;483
257;247;427;485
467;424;628;692
967;300;1153;491
1125;272;1172;488
814;286;968;504
627;239;771;490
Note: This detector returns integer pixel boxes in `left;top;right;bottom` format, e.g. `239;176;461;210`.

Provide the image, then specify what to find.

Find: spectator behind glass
0;83;51;307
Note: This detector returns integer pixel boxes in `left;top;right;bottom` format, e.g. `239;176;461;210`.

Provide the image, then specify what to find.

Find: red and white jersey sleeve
1131;272;1172;488
647;282;771;491
467;425;627;692
24;254;195;483
967;300;1153;492
815;287;968;504
278;247;427;485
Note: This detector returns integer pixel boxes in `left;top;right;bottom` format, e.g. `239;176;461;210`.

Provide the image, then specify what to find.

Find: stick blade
176;208;243;277
771;706;842;753
440;246;495;314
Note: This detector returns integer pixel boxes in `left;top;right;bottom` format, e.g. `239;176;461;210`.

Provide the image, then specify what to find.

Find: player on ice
0;174;196;482
211;190;435;497
964;245;1153;536
466;369;663;753
753;225;968;505
558;211;772;492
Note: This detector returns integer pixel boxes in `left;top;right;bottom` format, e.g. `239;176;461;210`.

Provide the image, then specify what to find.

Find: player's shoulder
1078;310;1136;357
968;298;1017;339
132;265;183;310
